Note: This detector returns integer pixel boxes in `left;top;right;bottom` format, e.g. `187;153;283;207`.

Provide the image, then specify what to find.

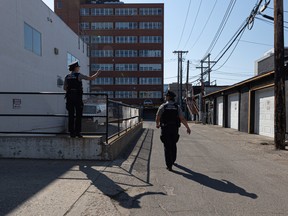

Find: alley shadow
0;159;79;216
0;128;164;215
173;164;258;199
79;128;165;209
80;164;165;209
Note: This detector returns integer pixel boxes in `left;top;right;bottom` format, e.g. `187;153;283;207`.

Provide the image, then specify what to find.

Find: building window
115;77;137;85
115;22;138;29
91;50;113;57
91;22;113;30
139;50;161;57
91;64;113;71
139;91;162;98
56;0;62;9
115;36;137;44
115;50;137;57
67;53;79;68
115;91;137;98
139;8;162;15
139;22;162;29
91;8;113;16
80;22;89;30
139;78;161;85
115;64;138;71
139;64;161;71
91;90;114;98
91;36;113;44
80;8;90;16
24;23;42;56
139;36;162;43
91;77;113;85
80;35;90;44
115;8;137;15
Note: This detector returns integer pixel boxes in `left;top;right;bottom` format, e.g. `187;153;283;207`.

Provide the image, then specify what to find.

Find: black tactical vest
66;73;83;93
160;103;180;127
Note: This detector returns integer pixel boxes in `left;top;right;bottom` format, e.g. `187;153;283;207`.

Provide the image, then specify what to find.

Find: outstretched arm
87;69;101;80
89;69;101;80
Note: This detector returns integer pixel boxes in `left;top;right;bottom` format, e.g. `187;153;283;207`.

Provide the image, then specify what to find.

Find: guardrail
0;92;141;143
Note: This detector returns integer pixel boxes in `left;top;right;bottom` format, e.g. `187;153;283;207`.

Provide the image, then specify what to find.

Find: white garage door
254;87;274;138
216;97;223;126
228;93;239;130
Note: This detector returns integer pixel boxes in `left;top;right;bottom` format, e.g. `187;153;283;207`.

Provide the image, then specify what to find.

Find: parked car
83;103;106;126
64;103;106;133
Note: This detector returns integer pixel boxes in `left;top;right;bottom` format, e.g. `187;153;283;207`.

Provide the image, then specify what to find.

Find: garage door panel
228;93;239;130
255;87;274;138
216;97;223;126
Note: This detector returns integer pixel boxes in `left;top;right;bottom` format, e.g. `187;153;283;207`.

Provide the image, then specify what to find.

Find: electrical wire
204;0;237;56
188;0;218;51
213;70;253;76
267;6;288;13
164;76;178;80
209;0;265;70
176;0;192;50
255;17;288;30
214;20;246;60
183;0;203;48
239;39;273;47
192;0;265;84
213;30;245;71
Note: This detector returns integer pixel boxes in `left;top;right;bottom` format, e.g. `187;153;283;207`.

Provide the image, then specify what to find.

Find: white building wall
0;0;89;92
0;0;90;133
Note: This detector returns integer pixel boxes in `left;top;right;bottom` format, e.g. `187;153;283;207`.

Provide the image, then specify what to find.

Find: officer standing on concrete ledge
156;90;191;171
64;61;101;138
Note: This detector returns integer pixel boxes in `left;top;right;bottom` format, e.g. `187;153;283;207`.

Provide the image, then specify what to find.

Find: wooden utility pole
185;60;190;119
196;53;216;123
274;0;286;149
173;51;188;108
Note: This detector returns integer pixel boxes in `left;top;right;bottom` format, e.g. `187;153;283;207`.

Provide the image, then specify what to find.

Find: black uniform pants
66;93;83;135
160;125;180;168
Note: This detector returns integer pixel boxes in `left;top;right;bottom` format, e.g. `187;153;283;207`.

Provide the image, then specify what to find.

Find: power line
214;20;246;60
191;0;266;85
183;0;203;48
209;0;266;71
213;24;246;71
213;70;253;76
255;17;288;30
176;0;192;50
188;0;218;51
204;0;237;56
239;39;273;46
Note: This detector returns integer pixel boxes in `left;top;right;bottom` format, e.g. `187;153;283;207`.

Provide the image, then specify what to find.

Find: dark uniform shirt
64;72;89;92
156;100;183;126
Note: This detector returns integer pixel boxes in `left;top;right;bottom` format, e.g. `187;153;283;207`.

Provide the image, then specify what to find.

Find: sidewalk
1;122;288;216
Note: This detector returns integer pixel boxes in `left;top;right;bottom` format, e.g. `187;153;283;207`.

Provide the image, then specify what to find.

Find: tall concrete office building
55;0;164;106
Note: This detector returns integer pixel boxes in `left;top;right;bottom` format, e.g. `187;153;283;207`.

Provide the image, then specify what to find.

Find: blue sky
42;0;287;85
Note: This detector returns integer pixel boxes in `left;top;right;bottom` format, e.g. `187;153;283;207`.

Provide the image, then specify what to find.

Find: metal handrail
0;92;141;143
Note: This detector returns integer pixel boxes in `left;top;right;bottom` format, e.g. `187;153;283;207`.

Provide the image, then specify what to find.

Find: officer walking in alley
156;90;191;171
64;61;101;138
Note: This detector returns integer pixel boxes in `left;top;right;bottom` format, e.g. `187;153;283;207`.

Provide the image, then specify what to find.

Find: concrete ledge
0;122;143;160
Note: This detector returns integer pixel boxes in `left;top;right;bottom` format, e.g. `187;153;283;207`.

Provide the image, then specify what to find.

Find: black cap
68;61;80;71
165;90;176;98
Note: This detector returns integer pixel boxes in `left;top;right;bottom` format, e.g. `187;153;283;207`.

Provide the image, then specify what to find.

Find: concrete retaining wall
0;122;143;160
0;136;103;160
